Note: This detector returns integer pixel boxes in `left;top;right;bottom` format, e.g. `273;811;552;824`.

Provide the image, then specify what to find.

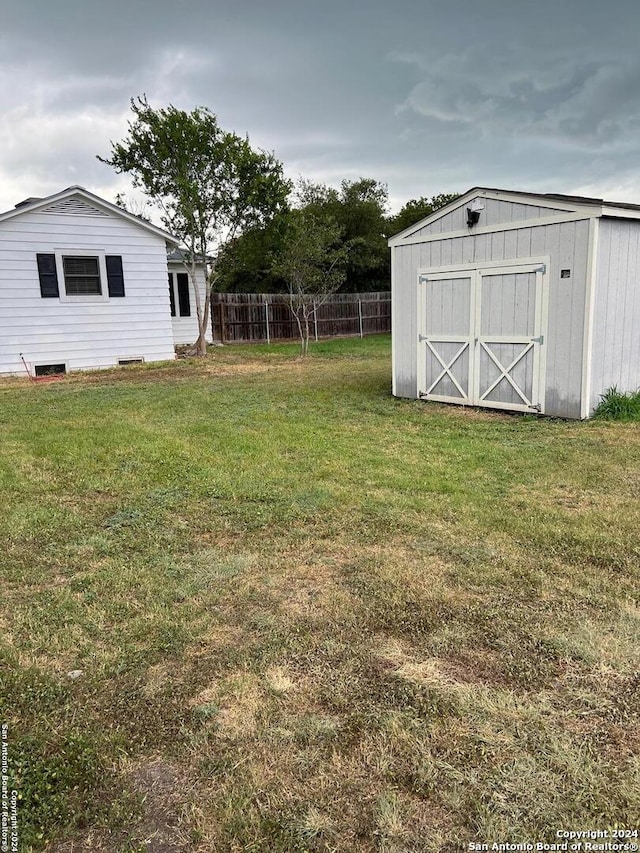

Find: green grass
1;334;639;851
594;386;640;420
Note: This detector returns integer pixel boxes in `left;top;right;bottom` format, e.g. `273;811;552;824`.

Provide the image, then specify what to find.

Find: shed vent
42;198;108;217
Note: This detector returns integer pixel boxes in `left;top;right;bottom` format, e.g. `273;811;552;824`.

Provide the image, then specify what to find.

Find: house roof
167;248;211;264
0;185;179;247
388;186;640;246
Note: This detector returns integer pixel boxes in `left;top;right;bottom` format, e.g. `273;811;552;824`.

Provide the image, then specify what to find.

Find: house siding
168;261;213;346
0;206;176;374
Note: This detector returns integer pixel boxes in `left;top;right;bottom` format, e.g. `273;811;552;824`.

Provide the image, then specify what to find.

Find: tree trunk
289;294;305;355
195;331;208;355
303;309;310;356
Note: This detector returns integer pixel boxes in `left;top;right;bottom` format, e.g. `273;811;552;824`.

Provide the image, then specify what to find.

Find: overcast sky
2;0;640;214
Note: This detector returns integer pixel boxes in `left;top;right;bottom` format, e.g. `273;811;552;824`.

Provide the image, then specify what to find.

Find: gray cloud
2;0;640;213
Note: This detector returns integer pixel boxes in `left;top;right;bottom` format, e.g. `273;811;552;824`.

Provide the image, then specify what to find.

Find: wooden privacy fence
211;292;391;343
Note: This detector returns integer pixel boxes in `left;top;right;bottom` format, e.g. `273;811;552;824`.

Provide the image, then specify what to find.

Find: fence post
313;300;318;342
220;302;226;343
264;301;270;344
358;299;363;338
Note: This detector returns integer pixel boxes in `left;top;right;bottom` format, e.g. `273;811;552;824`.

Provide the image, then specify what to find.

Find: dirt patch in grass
374;635;508;691
49;758;192;853
127;759;192;852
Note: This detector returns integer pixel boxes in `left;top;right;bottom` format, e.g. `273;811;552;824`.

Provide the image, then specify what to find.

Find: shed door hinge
537;264;546;274
418;334;428;342
530;335;544;344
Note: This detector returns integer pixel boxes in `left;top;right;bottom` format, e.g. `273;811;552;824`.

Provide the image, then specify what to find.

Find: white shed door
418;262;547;413
421;273;474;404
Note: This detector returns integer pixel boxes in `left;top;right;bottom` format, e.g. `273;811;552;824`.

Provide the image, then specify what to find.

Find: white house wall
168;262;213;345
589;218;640;413
0;206;176;374
393;218;591;418
409;197;574;238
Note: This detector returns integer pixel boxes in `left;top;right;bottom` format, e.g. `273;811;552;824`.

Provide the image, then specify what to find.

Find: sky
2;0;640;215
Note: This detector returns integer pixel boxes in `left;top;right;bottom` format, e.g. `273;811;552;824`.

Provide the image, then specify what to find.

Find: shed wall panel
589;219;640;412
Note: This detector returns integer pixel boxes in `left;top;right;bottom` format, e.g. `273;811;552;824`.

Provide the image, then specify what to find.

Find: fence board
211;292;390;343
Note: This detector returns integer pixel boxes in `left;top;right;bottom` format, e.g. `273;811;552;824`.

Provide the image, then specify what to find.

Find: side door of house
418;262;547;413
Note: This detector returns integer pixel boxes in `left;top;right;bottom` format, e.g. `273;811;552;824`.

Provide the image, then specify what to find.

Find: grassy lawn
1;334;638;852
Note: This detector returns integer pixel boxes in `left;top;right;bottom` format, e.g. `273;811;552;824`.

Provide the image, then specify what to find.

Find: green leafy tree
334;178;389;291
386;192;460;236
270;207;348;355
216;213;289;293
98;96;291;354
299;178;390;291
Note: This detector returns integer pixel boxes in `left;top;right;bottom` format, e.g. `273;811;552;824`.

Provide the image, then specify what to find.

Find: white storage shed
389;187;640;419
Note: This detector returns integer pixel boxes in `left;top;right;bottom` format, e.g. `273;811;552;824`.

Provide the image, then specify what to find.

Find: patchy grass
1;334;639;851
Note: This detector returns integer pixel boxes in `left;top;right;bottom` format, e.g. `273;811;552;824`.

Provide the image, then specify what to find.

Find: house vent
34;363;66;377
42;198;109;217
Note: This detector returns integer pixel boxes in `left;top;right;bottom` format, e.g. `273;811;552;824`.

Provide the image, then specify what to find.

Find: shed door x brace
417;261;548;414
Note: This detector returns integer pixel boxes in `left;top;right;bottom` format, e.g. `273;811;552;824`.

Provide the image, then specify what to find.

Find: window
176;273;191;316
168;272;191;317
63;256;102;295
36;253;126;299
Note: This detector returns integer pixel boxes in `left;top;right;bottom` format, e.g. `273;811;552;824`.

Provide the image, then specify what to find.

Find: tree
270;207;348;355
98;96;291;354
114;192;152;222
218;176;394;294
297;178;390;292
215;212;290;293
386;192;460;236
333;179;389;291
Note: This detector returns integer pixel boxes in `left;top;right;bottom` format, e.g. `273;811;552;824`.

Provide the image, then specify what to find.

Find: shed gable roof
388;187;640;247
0;186;179;247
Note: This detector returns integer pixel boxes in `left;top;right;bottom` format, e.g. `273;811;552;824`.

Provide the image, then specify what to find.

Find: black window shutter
168;274;176;316
105;255;125;297
36;253;59;298
177;273;191;316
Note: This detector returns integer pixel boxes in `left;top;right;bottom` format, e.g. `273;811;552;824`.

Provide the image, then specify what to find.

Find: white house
167;249;212;346
389;187;640;419
0;185;209;377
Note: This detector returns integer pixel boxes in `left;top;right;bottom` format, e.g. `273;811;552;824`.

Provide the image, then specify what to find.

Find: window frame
168;270;192;318
55;249;110;303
